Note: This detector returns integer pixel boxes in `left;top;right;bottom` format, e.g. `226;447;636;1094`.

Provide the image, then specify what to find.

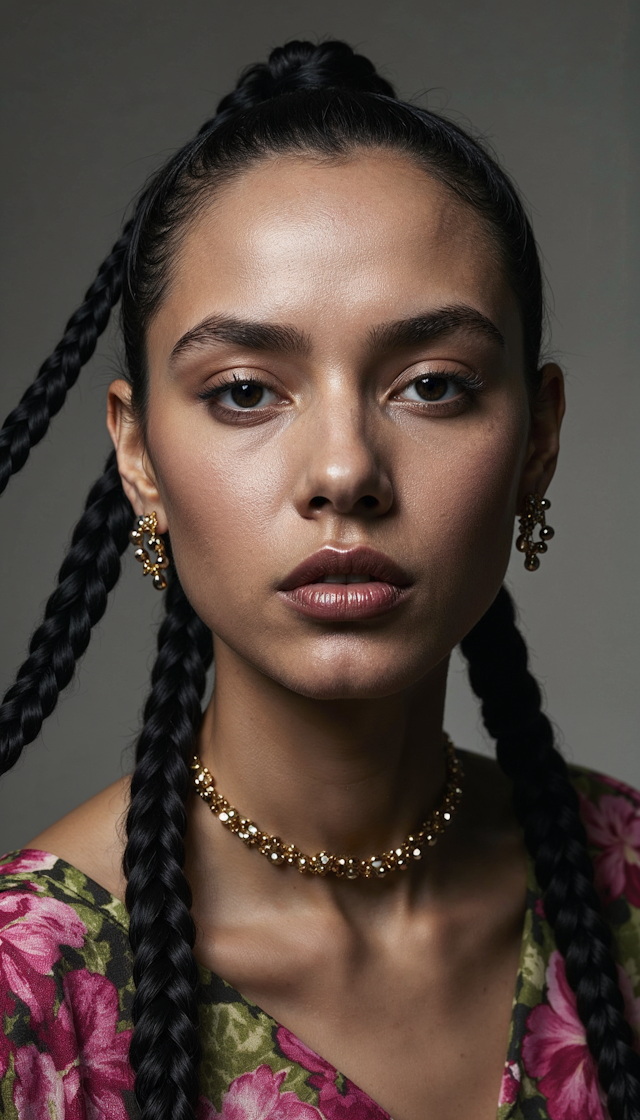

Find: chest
198;905;524;1120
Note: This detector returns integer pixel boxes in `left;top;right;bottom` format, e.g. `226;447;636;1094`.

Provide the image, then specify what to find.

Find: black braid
461;587;640;1120
0;223;133;495
124;572;213;1120
0;451;132;775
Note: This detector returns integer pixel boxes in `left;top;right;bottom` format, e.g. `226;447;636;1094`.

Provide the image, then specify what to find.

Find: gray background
0;0;638;852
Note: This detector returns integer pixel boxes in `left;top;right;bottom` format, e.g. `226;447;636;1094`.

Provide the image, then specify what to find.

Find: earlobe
106;380;168;531
518;362;565;504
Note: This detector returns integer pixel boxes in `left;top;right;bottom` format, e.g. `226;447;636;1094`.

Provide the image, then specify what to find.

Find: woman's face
110;151;561;699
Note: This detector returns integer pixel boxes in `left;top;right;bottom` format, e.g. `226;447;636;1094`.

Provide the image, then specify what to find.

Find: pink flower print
590;773;640;806
13;1045;65;1120
58;970;133;1117
208;1064;322;1119
498;1060;521;1106
12;970;132;1118
277;1027;390;1120
12;1043;83;1120
13;1039;84;1120
277;1026;337;1078
0;849;58;877
198;1097;219;1120
313;1079;390;1120
523;951;606;1120
0;892;86;1024
580;792;640;906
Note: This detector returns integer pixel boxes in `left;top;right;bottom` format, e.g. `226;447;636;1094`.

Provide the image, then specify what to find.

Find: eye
399;375;464;404
209;378;279;411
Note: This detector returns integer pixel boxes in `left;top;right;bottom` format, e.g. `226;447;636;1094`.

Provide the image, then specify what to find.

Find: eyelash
197;373;282;423
197;368;484;419
396;369;484;407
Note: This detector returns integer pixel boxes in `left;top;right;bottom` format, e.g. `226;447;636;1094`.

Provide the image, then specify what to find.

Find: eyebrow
169;303;504;366
367;305;505;351
170;315;312;362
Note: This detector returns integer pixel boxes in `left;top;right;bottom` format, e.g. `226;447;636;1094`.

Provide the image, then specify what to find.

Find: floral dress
1;765;640;1120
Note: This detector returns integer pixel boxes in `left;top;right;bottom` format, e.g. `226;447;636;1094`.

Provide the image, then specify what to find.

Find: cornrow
0;224;133;495
124;570;213;1120
461;587;640;1120
0;452;132;774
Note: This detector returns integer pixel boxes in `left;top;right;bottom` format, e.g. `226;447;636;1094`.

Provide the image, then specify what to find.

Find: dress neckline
3;845;537;1119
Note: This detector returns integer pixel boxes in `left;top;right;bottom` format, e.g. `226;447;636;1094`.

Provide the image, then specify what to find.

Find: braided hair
1;36;638;1120
125;569;213;1118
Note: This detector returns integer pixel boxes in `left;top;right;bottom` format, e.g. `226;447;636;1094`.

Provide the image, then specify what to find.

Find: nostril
307;493;381;513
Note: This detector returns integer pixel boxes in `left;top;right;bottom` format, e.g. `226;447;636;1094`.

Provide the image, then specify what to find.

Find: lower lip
279;581;410;621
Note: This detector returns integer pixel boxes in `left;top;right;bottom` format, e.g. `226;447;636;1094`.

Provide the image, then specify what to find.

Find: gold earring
516;493;555;571
129;512;170;590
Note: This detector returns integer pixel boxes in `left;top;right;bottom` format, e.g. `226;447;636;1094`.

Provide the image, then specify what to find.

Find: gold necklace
191;734;463;880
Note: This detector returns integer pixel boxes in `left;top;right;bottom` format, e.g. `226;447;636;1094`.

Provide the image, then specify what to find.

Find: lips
278;546;412;621
279;546;411;591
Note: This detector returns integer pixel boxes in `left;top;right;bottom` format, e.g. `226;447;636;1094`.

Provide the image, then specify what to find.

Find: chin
208;612;452;701
266;645;435;701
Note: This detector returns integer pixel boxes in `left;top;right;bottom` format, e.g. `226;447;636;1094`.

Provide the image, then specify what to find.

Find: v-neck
3;765;637;1118
1;847;543;1119
193;851;541;1120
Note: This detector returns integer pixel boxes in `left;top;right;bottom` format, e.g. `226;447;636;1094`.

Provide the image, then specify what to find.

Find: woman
0;37;639;1120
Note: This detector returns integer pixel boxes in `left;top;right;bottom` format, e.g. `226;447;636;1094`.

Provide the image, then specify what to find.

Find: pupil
415;376;447;402
231;382;264;408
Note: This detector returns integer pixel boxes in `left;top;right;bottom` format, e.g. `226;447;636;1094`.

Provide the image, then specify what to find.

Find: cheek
147;415;292;623
399;400;526;546
392;402;528;637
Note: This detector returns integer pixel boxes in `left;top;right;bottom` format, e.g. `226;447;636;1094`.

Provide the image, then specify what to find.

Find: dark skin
31;151;564;1120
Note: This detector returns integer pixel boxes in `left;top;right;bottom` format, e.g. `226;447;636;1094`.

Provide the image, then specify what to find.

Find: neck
196;640;451;860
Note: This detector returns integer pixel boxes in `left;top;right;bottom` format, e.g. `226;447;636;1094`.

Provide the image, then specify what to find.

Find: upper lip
278;546;412;591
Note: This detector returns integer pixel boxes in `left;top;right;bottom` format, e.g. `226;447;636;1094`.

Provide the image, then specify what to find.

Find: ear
518;363;565;505
106;380;168;533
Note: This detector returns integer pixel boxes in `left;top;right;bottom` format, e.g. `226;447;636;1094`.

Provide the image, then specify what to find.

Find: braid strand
0;222;132;495
461;587;640;1120
124;572;213;1120
0;451;132;774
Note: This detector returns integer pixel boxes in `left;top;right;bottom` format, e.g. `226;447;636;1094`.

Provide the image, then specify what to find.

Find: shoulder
27;774;130;903
569;764;640;870
569;765;640;945
0;850;103;984
0;778;131;1010
570;764;640;859
570;763;640;811
0;846;130;959
0;849;134;1103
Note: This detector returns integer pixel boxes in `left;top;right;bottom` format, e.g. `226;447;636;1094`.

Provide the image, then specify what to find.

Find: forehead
151;150;520;358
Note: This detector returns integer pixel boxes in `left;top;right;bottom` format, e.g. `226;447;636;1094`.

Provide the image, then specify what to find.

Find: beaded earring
515;493;555;571
129;512;170;590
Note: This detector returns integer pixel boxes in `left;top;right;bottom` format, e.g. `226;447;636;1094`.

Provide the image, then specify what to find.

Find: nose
293;408;394;520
